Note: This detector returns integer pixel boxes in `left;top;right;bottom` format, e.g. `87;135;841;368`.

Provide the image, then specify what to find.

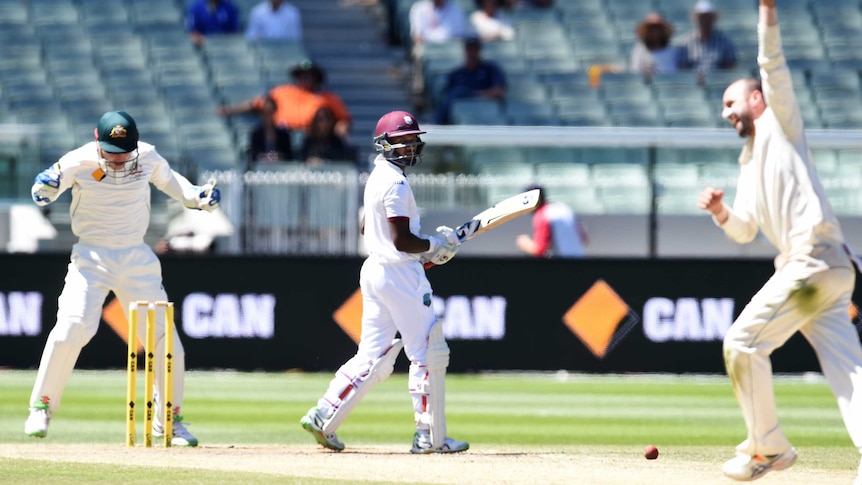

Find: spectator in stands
516;185;588;258
299;107;357;166
630;13;678;80
245;0;302;42
185;0;240;47
675;0;737;76
434;37;506;125
470;0;515;42
409;0;469;109
248;97;294;168
218;60;351;138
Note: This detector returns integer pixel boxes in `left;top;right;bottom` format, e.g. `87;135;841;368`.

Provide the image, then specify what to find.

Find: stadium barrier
1;253;856;373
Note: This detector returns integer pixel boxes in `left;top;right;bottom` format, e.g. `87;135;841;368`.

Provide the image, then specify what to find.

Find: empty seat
525;147;580;164
465;146;527;171
450;98;504;125
535;161;590;184
809;69;861;90
654;163;700;189
592;147;647;166
591;162;649;188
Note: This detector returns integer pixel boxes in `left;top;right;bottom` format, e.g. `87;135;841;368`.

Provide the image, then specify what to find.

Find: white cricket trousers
29;243;186;421
319;258;438;429
724;264;862;456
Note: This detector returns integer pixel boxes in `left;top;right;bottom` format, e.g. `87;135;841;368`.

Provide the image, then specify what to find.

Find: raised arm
758;0;804;141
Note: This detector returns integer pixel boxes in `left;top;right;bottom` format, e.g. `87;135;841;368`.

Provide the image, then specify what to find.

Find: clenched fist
698;186;727;222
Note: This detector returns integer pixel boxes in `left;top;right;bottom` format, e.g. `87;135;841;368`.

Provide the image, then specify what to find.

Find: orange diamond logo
332;289;363;344
563;280;638;359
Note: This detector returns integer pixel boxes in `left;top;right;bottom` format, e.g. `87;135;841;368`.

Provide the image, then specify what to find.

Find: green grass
0;370;857;483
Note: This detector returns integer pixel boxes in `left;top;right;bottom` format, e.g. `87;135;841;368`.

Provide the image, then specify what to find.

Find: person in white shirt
300;110;468;454
245;0;302;42
408;0;468;104
470;0;514;42
410;0;468;45
24;111;221;447
699;1;862;482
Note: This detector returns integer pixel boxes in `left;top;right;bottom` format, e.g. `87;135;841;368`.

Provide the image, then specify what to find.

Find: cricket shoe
24;403;50;438
153;415;198;447
300;406;344;451
722;447;797;481
411;432;469;454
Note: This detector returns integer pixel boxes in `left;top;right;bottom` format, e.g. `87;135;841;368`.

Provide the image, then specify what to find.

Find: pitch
0;370;856;484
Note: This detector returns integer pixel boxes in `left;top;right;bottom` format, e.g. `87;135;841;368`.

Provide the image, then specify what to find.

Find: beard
734;117;754;138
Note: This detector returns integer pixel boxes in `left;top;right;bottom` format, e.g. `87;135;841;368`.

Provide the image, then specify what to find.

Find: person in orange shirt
218;60;352;138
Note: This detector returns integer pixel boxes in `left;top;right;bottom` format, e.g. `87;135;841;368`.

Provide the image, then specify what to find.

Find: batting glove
434;225;461;245
425;235;459;265
197;178;221;212
32;169;61;205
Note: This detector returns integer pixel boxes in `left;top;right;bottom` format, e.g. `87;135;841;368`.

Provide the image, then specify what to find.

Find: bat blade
424;189;540;268
456;189;541;242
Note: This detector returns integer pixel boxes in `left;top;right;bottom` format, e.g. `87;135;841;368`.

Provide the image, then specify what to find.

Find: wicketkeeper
25;111;221;446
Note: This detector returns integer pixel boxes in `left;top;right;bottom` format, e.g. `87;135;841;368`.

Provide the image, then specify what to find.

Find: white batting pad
322;338;403;433
426;320;450;448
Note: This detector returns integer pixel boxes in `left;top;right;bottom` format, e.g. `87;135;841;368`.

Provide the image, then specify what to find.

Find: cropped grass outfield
0;370;857;484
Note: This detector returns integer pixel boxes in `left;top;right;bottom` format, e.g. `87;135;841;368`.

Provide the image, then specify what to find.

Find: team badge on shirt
92;168;106;181
423;293;431;306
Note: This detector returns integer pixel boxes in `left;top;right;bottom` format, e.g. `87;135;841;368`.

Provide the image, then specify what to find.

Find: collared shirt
409;0;468;43
363;155;422;263
46;142;199;248
185;0;240;34
245;1;302;41
675;29;736;73
718;23;850;272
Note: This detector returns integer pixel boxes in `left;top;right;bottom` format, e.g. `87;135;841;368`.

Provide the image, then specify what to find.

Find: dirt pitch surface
0;443;854;484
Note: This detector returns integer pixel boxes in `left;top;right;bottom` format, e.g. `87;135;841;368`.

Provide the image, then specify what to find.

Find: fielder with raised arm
300;110;469;454
25;111;221;447
698;1;862;481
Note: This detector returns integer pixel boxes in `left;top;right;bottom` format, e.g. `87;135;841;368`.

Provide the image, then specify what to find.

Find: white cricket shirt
719;24;851;271
363;155;422;263
47;141;201;249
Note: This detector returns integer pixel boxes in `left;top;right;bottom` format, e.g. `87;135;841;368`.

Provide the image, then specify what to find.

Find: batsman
300;110;469;454
24;111;220;446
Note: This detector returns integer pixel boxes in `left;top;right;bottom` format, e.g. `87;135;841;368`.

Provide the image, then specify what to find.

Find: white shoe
411;432;469;454
299;406;344;451
24;405;50;438
722;447;797;481
153;415;198;447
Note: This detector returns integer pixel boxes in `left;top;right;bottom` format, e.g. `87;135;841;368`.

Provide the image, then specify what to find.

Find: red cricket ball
644;444;659;460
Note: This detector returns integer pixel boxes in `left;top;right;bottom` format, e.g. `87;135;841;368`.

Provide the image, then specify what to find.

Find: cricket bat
424;188;541;268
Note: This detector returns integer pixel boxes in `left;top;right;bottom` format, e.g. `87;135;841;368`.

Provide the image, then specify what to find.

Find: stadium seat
465;146;527;172
655;163;700;189
535;161;591;184
450;98;504;125
526;147;580;165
